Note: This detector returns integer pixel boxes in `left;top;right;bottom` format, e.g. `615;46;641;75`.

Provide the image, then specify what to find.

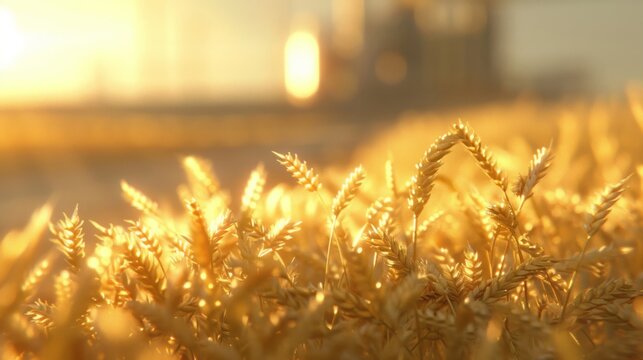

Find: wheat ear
121;180;159;216
241;164;266;217
186;199;212;271
583;176;630;237
568;279;638;318
50;205;85;273
462;245;483;294
560;176;630;319
22;257;51;297
322;166;365;289
408;133;458;217
385;156;398;197
25;299;55;331
127;220;165;277
332;165;366;217
453;120;508;191
367;225;412;280
471;256;554;303
513;144;555;210
408;132;458;269
182;155;221;198
273;151;321;192
259;219;301;258
210;210;234;263
123;239;165;302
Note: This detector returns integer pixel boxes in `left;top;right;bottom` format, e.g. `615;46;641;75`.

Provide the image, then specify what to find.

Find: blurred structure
1;0;641;110
0;0;500;109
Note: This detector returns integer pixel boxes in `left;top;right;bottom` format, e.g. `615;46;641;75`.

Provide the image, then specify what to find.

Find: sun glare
0;7;23;70
284;31;320;101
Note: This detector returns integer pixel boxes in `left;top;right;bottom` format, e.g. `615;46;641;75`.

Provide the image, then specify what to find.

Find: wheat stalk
453;120;508;191
343;245;376;296
54;270;73;305
568;279;639;318
412;210;444;241
583;175;630;238
386;156;398;197
259;219;301;258
408;132;458;275
324;166;366;288
127;220;163;263
186;199;212;271
332;165;366;217
182;155;221;199
408;133;458;217
2;108;642;359
120;180;159;216
486;202;516;233
50;205;85;273
273;151;321;192
470;257;554;303
560;176;630;319
210;210;234;266
241;164;267;217
25;299;55;332
367;225;412;280
513;144;555;208
332;287;374;320
554;244;629;272
123;238;165;302
462;246;483;294
21;258;51;298
366;197;394;228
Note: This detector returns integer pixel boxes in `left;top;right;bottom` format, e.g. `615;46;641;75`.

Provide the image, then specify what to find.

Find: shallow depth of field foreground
1;101;643;359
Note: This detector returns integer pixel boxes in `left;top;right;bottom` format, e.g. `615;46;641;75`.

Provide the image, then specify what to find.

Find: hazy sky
0;0;296;105
496;0;643;94
0;0;642;106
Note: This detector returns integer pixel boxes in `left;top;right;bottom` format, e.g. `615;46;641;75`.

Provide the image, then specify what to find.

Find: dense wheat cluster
1;100;642;359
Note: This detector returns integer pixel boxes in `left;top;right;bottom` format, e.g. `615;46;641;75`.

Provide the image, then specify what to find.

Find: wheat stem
488;227;499;277
412;214;419;264
324;216;338;290
560;234;592;319
274;251;296;287
561;176;630;318
411;214;424;359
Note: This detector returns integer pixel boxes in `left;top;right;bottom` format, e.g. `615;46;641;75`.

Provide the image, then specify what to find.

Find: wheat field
1;98;642;359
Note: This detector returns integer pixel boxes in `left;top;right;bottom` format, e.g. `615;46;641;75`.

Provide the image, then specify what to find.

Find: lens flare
284;31;320;101
0;7;24;70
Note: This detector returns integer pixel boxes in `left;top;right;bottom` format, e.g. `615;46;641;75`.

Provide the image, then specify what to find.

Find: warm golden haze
0;105;641;358
1;1;642;356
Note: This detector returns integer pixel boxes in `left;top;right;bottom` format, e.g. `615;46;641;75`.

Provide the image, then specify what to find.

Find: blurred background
1;0;643;230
